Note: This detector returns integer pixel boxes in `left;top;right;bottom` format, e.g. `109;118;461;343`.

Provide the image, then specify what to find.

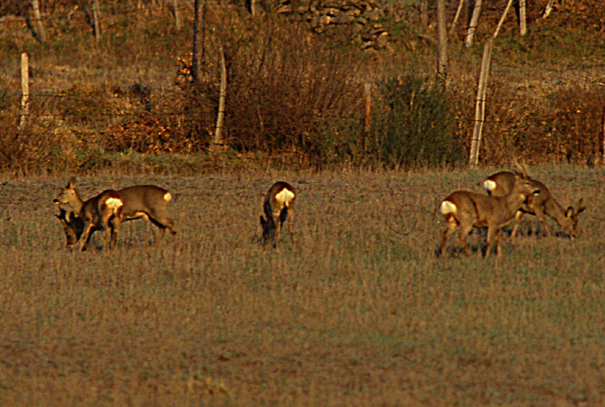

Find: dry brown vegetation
1;165;604;406
1;0;604;173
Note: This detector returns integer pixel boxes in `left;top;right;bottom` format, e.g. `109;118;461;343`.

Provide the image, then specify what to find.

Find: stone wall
274;0;390;50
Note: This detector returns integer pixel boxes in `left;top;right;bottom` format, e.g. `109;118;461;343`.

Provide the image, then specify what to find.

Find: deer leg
274;215;282;252
533;206;551;237
440;218;458;258
79;221;94;251
457;223;474;257
110;216;121;248
510;210;524;239
286;208;295;248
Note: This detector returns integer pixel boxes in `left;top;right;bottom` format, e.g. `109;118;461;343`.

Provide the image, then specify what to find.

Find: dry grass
1;166;604;406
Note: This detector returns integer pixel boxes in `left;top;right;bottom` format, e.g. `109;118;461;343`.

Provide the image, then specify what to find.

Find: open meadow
1;165;604;406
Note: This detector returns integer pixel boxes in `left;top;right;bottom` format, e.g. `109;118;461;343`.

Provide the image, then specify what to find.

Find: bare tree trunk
465;0;482;48
437;0;448;84
19;53;30;130
493;0;514;38
213;45;227;153
173;0;182;30
247;0;260;16
420;0;428;28
469;38;493;167
31;0;46;42
192;0;205;84
519;0;527;36
449;0;465;37
542;0;556;18
92;0;102;42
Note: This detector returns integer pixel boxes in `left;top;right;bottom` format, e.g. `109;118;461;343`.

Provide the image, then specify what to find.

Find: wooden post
92;0;102;42
32;0;46;42
519;0;527;36
213;45;227;153
20;53;30;130
469;39;493;167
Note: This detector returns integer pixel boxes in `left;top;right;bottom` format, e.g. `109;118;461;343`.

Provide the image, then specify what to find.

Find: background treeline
0;0;604;174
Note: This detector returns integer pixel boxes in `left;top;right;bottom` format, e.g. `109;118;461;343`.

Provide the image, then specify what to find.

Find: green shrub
370;75;465;169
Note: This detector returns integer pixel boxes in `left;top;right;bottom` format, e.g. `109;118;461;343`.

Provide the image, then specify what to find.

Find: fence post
92;0;102;42
469;38;493;167
213;45;227;153
19;53;30;130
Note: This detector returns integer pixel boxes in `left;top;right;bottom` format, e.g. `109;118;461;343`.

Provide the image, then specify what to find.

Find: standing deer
440;166;540;258
483;171;586;239
55;185;177;248
116;185;177;244
53;178;123;251
260;181;296;251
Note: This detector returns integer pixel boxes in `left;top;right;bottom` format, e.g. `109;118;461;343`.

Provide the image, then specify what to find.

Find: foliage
370;75;466;169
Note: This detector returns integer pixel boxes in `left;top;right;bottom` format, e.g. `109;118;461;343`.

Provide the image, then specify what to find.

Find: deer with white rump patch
53;177;123;251
260;181;296;251
440;164;540;258
55;184;176;248
483;171;585;239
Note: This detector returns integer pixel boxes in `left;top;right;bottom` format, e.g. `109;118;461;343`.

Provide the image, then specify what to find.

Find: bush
369;75;466;169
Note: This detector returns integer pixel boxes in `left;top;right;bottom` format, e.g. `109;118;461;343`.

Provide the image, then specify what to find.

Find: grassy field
1;165;604;406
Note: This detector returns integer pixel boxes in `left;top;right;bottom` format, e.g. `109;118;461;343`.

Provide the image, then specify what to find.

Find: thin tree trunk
519;0;527;36
420;0;428;28
465;0;482;48
469;38;493;166
92;0;101;42
449;0;465;37
213;45;227;152
192;0;205;84
542;0;556;18
437;0;448;83
493;0;514;38
32;0;46;42
173;0;182;30
19;53;30;130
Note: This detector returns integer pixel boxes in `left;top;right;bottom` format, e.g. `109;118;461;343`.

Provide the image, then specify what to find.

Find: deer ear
565;207;574;217
68;177;76;188
577;198;586;214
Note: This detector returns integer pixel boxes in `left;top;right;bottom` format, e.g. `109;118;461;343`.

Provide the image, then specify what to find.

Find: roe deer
260;181;296;251
55;185;176;248
53;177;123;251
483;171;586;239
116;185;177;244
440;166;539;258
55;207;85;248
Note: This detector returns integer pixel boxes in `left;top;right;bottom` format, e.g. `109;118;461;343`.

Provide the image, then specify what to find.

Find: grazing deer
53;177;123;251
440;166;540;258
483;171;586;239
55;207;85;249
260;181;296;251
55;185;177;248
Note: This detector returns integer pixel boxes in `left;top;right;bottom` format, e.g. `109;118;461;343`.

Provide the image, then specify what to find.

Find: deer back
117;185;172;220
